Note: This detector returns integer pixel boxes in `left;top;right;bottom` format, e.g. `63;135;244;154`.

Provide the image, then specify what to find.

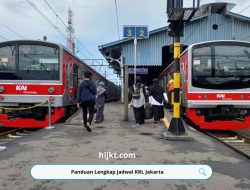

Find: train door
65;59;71;104
72;64;78;99
180;53;188;106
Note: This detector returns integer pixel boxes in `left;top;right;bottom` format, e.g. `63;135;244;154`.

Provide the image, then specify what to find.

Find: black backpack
132;85;141;99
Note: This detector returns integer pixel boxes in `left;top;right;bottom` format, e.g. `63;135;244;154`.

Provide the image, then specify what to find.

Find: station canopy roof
98;2;250;84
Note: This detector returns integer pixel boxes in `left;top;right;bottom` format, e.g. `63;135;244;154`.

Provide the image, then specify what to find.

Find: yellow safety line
162;116;169;129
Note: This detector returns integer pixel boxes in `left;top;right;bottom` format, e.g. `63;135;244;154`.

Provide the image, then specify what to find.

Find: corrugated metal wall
123;13;250;66
183;14;233;45
234;18;250;41
123;31;171;66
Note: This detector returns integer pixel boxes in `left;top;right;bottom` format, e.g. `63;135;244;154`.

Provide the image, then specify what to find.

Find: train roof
188;40;250;49
0;40;119;87
159;39;250;79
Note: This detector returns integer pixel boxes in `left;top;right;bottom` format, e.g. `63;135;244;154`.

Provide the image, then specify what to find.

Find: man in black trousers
77;71;97;132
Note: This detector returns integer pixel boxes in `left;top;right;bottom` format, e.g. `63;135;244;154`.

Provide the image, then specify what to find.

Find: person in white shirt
149;79;168;123
131;76;147;125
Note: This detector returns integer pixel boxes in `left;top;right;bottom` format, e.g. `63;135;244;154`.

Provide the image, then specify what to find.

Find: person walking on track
149;79;168;123
77;71;97;132
95;82;107;123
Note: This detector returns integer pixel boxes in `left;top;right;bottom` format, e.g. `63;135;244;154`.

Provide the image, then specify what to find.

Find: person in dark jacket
77;71;97;132
95;82;107;123
149;79;168;123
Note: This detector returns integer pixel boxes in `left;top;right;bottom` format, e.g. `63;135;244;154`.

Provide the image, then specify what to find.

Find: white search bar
31;165;212;180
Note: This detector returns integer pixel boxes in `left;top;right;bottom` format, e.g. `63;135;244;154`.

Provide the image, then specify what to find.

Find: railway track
204;130;250;159
0;128;36;146
0;109;76;147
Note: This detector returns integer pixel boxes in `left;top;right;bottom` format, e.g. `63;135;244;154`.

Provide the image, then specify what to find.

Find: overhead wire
0;22;26;39
25;0;115;80
42;0;94;61
40;1;100;58
26;0;99;71
75;37;98;58
75;37;110;73
43;0;67;28
76;44;102;72
25;0;67;39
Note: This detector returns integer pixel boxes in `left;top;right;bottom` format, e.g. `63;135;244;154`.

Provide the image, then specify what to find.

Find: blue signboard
123;25;148;38
136;27;148;38
128;68;148;74
123;26;135;38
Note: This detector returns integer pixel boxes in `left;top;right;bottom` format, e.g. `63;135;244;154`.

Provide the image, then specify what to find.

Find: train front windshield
0;44;59;80
192;43;250;89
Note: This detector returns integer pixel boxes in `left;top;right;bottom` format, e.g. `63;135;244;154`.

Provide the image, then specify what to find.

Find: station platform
0;102;249;190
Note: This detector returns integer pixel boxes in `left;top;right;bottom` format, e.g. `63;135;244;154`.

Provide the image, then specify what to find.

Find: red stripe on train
0;84;62;95
187;93;250;101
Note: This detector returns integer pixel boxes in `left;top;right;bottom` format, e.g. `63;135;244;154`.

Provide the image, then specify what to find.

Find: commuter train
0;40;120;128
160;40;250;130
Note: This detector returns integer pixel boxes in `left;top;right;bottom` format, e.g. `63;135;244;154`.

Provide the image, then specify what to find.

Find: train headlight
49;96;55;102
48;87;55;94
0;86;5;93
0;95;4;100
240;94;245;99
196;109;202;116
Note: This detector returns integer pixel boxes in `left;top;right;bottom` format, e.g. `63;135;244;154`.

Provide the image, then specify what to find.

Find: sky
0;0;250;84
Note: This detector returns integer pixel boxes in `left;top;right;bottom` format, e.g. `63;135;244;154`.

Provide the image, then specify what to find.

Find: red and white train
160;40;250;130
0;40;120;128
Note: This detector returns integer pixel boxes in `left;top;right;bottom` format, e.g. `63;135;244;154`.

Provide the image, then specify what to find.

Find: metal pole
134;37;137;84
120;56;124;103
124;65;129;121
45;98;55;129
168;35;185;134
48;99;51;126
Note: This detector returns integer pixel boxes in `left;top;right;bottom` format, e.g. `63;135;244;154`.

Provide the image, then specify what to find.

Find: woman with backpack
131;76;147;125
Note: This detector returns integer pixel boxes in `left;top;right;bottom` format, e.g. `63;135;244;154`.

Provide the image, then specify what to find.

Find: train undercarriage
0;105;65;128
184;106;250;130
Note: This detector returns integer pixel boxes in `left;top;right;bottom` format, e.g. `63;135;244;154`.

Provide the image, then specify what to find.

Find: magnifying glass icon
199;168;206;176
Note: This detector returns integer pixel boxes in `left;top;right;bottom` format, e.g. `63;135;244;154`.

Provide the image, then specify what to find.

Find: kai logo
217;94;225;98
16;85;27;91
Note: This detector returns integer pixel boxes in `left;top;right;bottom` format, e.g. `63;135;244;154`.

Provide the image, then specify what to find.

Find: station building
98;2;250;87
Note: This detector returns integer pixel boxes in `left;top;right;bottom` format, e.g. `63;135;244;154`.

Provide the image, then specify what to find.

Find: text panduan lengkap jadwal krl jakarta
71;169;164;175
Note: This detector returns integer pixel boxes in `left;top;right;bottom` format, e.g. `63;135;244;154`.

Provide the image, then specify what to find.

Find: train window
92;76;98;85
73;64;78;88
193;47;212;76
215;46;250;77
66;60;70;87
0;45;16;72
78;67;85;84
192;43;250;89
19;45;59;72
10;45;61;80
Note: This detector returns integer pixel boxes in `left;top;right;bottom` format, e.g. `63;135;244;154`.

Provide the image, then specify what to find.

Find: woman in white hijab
95;82;107;123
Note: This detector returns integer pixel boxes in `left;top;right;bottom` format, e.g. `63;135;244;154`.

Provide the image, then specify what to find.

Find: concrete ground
0;102;249;190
